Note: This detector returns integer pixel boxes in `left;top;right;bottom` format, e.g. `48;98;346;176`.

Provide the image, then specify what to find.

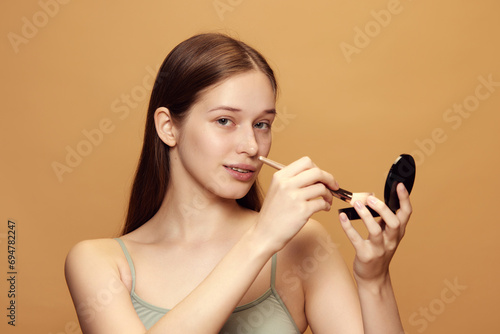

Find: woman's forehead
195;71;276;111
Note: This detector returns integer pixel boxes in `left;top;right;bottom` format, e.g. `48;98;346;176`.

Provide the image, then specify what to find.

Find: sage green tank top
115;238;301;333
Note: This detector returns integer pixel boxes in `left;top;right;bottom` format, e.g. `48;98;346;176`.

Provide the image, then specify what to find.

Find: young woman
65;33;412;334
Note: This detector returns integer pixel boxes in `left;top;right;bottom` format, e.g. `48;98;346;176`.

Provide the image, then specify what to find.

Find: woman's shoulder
66;238;122;261
65;237;135;293
65;238;127;279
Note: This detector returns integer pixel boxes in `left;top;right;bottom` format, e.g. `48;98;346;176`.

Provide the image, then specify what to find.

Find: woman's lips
223;164;256;181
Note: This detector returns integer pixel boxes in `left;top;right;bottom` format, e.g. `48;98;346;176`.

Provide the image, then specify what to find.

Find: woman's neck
140;182;253;244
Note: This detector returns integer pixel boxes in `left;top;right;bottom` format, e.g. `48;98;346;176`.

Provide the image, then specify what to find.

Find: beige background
2;1;499;333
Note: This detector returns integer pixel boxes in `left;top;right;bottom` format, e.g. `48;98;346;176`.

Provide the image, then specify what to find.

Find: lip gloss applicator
258;156;373;206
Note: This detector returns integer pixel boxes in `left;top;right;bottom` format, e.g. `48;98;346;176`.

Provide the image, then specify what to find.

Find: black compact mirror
338;154;416;220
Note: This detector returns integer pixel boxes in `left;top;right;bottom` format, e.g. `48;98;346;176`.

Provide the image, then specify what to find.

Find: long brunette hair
121;33;278;235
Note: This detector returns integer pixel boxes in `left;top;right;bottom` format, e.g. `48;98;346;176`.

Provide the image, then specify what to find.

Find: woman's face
172;70;276;200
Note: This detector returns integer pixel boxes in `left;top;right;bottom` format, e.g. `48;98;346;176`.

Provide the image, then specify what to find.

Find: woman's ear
154;107;178;147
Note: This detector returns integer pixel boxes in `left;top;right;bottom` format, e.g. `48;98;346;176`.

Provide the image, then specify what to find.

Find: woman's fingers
353;200;383;242
339;212;364;249
276;156;316;176
395;183;412;231
289;166;338;191
340;184;413;281
301;183;333;205
308;197;333;213
365;196;401;242
278;156;339;191
352;194;405;251
265;157;337;224
267;157;337;215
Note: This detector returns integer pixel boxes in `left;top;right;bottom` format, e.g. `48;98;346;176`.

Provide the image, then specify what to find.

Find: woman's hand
255;156;338;252
339;183;412;284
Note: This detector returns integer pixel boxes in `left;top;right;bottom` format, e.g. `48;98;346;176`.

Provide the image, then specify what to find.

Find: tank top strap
271;253;278;289
114;238;136;292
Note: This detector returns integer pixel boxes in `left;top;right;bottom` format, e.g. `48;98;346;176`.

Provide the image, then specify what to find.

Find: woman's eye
217;118;231;126
254;122;270;129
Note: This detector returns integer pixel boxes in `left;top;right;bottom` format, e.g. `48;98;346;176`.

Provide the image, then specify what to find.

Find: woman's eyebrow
208;106;241;112
208;106;276;114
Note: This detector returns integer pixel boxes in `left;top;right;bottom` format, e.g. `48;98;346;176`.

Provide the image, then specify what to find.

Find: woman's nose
236;127;258;156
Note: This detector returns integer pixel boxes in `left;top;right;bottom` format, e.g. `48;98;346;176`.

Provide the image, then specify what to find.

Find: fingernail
368;196;378;206
355;201;363;209
339;212;348;222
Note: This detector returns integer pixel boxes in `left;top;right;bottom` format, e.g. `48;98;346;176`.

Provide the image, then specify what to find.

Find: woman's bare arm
340;183;412;334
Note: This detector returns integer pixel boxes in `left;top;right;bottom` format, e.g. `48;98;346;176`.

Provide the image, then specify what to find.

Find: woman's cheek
200;132;232;154
258;133;272;154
